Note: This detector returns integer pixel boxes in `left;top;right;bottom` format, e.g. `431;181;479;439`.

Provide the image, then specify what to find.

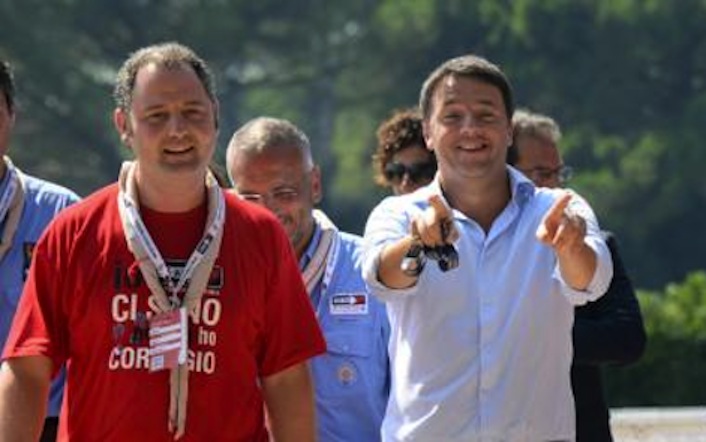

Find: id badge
148;307;188;372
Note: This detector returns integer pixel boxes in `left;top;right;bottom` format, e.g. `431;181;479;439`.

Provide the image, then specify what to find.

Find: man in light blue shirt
0;60;80;442
362;55;613;441
226;116;390;442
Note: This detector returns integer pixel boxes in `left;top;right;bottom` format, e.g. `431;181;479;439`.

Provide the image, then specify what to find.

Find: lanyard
0;163;19;225
314;232;340;318
119;189;225;306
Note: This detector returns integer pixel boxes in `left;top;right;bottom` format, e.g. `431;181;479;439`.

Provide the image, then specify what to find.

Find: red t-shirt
3;184;326;441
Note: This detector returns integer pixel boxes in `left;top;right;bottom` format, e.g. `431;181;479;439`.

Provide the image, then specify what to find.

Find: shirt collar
299;218;323;270
421;166;535;213
0;162;10;191
507;165;535;208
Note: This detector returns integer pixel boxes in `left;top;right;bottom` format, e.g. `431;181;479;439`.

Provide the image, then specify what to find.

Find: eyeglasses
238;188;300;205
384;161;437;184
520;165;573;185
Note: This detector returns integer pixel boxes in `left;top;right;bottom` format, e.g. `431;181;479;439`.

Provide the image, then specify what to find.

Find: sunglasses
384;161;437;184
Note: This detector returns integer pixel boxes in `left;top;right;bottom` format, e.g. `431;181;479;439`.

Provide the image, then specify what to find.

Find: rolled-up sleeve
362;196;426;302
554;194;613;305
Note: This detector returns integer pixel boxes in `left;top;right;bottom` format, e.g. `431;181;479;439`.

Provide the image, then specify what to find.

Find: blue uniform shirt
301;219;390;442
0;170;80;417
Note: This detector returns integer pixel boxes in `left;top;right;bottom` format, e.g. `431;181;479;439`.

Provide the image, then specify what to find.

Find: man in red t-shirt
0;42;325;442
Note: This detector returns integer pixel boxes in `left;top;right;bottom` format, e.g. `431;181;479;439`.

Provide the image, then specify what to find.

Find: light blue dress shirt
0;170;79;418
362;167;613;442
302;218;390;442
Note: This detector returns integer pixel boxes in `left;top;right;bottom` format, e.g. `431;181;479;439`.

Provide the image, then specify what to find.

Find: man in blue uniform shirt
226;116;390;442
0;60;80;441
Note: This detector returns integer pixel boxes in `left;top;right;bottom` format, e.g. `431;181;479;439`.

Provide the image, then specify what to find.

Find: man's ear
311;165;323;205
7;109;16;130
422;119;434;152
113;108;132;147
213;101;220;131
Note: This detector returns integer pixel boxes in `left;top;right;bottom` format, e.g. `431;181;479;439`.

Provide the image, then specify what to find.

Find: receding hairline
226;117;314;184
113;42;217;113
512;109;562;144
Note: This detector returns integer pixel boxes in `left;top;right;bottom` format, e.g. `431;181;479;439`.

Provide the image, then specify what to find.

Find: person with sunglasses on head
227;117;390;442
509;108;646;442
362;54;614;441
0;60;80;442
0;43;325;441
373;109;437;195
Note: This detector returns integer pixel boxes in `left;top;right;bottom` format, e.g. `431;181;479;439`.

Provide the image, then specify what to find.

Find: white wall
611;407;706;441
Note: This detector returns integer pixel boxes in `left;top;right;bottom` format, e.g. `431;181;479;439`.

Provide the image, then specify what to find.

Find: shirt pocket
314;329;373;398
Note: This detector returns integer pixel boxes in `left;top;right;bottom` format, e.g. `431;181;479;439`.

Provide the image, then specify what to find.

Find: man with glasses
508;109;573;187
226;117;390;442
509;108;646;441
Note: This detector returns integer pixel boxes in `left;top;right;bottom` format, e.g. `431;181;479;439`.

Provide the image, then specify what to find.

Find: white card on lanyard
148;307;188;372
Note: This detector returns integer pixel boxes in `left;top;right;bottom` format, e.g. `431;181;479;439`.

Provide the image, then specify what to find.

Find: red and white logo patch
329;292;368;315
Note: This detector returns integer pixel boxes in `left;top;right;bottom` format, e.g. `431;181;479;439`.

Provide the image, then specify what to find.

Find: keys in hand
402;195;460;276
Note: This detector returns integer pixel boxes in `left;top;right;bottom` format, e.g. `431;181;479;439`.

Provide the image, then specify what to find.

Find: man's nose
459;116;484;134
259;195;284;215
542;176;561;189
167;114;187;136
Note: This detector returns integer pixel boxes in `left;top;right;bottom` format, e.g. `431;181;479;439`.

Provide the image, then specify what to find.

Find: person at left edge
226;116;390;442
0;59;80;442
0;42;325;441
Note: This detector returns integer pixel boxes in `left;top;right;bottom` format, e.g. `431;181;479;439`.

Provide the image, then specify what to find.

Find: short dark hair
372;108;432;187
419;55;514;121
508;109;562;165
113;42;217;113
0;60;16;114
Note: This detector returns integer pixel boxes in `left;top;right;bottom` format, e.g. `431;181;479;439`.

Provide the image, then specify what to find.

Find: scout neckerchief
117;161;225;439
0;156;25;262
302;210;340;316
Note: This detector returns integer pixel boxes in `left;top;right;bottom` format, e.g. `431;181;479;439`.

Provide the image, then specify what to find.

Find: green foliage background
606;272;706;406
2;0;705;406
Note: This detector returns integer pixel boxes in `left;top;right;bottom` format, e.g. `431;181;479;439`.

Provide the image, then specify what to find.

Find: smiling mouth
164;146;195;155
457;143;488;152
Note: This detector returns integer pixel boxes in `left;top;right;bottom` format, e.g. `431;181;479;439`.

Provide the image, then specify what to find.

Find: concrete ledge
611;407;706;441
